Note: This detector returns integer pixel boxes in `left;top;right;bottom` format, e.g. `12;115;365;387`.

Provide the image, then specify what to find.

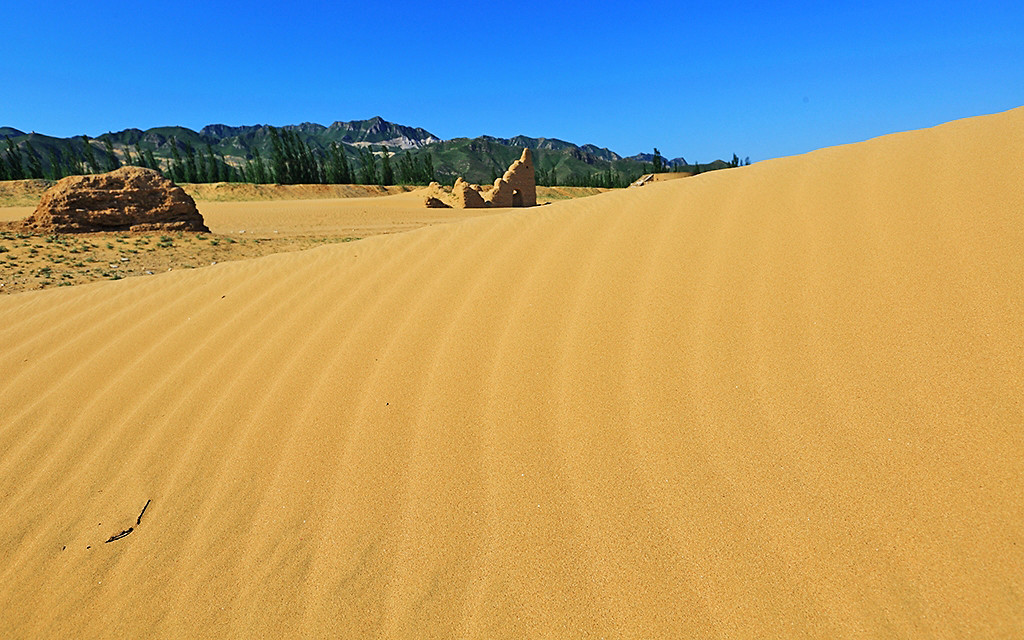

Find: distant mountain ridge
0;116;727;186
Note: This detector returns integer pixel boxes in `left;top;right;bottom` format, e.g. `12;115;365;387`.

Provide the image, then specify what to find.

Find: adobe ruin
424;148;536;209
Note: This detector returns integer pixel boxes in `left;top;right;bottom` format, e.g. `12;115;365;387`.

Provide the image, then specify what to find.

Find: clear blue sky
3;0;1022;162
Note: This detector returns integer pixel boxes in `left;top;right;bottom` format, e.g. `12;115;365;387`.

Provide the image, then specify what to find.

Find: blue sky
3;1;1022;162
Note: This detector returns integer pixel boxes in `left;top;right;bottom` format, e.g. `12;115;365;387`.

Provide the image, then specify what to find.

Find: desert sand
1;108;1022;637
0;187;605;293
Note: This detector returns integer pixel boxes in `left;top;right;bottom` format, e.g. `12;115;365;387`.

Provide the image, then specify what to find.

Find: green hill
0;117;738;187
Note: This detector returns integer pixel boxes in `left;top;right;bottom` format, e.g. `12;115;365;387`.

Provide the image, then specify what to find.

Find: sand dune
1;108;1023;637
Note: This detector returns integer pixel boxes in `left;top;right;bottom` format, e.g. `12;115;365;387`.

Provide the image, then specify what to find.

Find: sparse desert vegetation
0;182;607;293
0;229;356;293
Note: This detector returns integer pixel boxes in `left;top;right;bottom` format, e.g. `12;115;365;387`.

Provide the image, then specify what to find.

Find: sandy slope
195;190;506;237
1;108;1023;638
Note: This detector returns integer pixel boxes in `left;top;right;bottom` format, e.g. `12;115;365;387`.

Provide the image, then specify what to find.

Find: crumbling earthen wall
424;148;536;209
20;166;208;233
500;148;536;207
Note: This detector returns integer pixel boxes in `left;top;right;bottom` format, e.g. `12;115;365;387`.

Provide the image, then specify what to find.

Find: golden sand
1;108;1022;637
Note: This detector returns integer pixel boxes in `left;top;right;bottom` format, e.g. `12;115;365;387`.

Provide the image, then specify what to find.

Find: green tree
185;141;199;183
380;146;393;186
4;139;25;179
358;147;378;185
653;148;664;173
103;137;120;170
205;143;219;182
135;144;147;169
46;149;65;180
269;127;289;184
169;137;185;181
249;147;269;184
419;154;435;184
24;141;44;179
81;136;99;173
327;142;352;184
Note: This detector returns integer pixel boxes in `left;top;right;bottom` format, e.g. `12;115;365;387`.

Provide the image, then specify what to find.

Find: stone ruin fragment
424;148;536;209
18;166;209;233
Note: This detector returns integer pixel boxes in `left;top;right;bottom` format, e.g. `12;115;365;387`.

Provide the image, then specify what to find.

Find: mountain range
0;117;730;186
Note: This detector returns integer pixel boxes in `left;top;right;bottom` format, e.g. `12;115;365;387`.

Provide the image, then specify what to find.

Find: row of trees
0;129;438;186
245;127;436;186
563;167;642;189
164;137;242;184
0;135;145;181
3;135;746;187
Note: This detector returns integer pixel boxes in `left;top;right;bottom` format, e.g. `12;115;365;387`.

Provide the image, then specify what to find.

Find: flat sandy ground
1;109;1022;637
0;186;604;293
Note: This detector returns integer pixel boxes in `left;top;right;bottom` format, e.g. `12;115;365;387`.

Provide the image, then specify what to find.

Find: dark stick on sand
104;499;152;544
105;527;133;543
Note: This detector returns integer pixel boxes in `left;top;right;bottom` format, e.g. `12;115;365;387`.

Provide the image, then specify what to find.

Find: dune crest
1;107;1023;637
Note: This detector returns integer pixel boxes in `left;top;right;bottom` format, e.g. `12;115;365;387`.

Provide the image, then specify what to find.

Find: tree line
2;133;750;187
0;127;438;186
562;167;643;189
244;127;436;186
0;135;151;181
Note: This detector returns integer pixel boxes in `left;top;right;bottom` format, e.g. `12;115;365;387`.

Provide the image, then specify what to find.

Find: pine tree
419;154;435;184
196;147;208;182
185;142;199;183
396;151;414;184
24;141;44;179
252;148;269;184
4;139;25;179
281;129;301;184
204;144;219;182
68;146;85;176
103;137;120;170
218;153;231;182
46;149;64;180
269;127;288;184
145;149;159;173
327;142;349;184
281;130;297;183
380;146;393;186
81;136;99;173
358;147;378;185
653;148;664;173
169;137;185;182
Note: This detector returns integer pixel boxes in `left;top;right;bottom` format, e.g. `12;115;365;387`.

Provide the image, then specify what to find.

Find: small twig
105;527;133;543
104;499;151;544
